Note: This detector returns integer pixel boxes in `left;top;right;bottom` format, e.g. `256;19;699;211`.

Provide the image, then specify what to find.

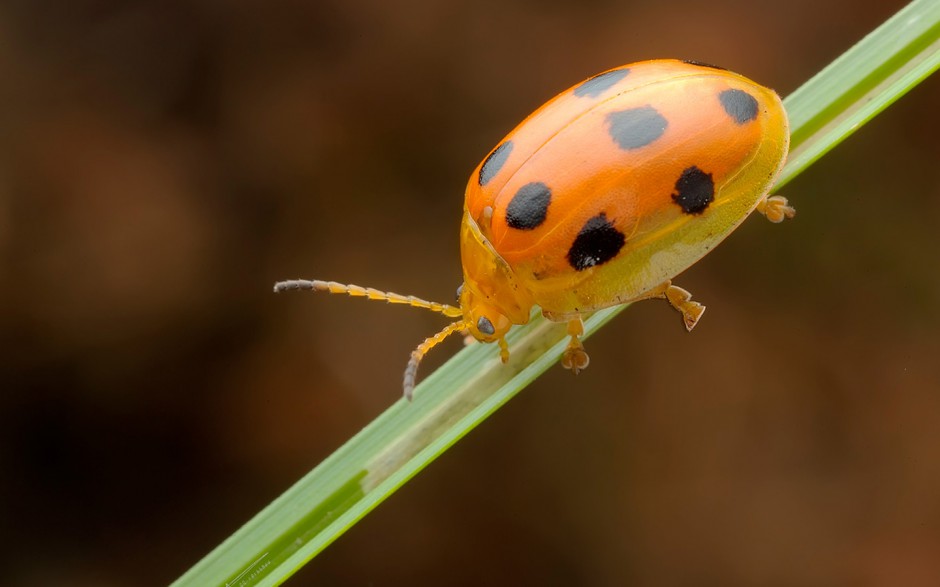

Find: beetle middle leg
644;280;706;331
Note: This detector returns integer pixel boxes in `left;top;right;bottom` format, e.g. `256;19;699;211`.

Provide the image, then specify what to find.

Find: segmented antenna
275;278;468;398
274;279;462;318
403;320;467;400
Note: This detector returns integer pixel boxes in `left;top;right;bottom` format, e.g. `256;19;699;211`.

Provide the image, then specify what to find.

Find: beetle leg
644;281;706;331
666;284;706;331
561;316;590;374
497;336;510;363
755;195;796;223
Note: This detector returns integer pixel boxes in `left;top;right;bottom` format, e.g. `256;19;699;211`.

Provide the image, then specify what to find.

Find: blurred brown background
1;0;939;585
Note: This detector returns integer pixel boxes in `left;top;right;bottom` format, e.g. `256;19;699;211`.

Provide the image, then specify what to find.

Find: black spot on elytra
671;166;714;215
506;182;552;230
682;59;727;71
567;213;626;271
479;141;513;186
719;89;759;124
573;68;630;98
606;106;668;150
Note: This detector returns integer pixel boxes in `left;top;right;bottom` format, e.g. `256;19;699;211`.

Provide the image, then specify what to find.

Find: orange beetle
276;59;793;399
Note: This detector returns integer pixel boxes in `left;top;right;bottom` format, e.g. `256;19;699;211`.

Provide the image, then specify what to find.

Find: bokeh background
2;0;939;585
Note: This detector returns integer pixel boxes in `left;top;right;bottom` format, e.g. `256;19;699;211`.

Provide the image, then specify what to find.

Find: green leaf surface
172;1;940;585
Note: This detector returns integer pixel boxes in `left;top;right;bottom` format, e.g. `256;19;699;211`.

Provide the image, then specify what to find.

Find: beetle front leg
497;336;510;363
561;316;590;374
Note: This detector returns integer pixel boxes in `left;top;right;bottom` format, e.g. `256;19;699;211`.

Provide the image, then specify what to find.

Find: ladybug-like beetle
277;59;794;399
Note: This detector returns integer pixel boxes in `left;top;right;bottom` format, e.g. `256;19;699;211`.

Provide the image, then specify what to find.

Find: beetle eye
455;284;464;303
476;316;495;336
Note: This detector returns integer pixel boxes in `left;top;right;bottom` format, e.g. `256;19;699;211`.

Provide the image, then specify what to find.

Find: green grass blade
778;0;940;188
172;1;940;585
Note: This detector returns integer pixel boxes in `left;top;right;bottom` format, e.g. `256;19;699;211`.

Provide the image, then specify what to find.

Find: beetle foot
756;195;796;223
665;284;706;331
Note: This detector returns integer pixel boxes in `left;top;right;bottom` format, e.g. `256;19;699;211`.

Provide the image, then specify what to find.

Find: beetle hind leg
561;316;590;374
756;195;796;223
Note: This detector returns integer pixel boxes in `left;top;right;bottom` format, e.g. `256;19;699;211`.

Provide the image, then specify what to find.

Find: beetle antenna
274;279;463;318
403;320;468;400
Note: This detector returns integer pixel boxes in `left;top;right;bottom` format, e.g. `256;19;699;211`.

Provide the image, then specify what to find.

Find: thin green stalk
173;1;940;585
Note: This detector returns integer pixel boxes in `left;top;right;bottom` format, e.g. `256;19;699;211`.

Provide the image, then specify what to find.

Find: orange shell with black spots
459;59;789;324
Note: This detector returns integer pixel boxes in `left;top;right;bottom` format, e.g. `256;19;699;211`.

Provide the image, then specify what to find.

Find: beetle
276;59;793;399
